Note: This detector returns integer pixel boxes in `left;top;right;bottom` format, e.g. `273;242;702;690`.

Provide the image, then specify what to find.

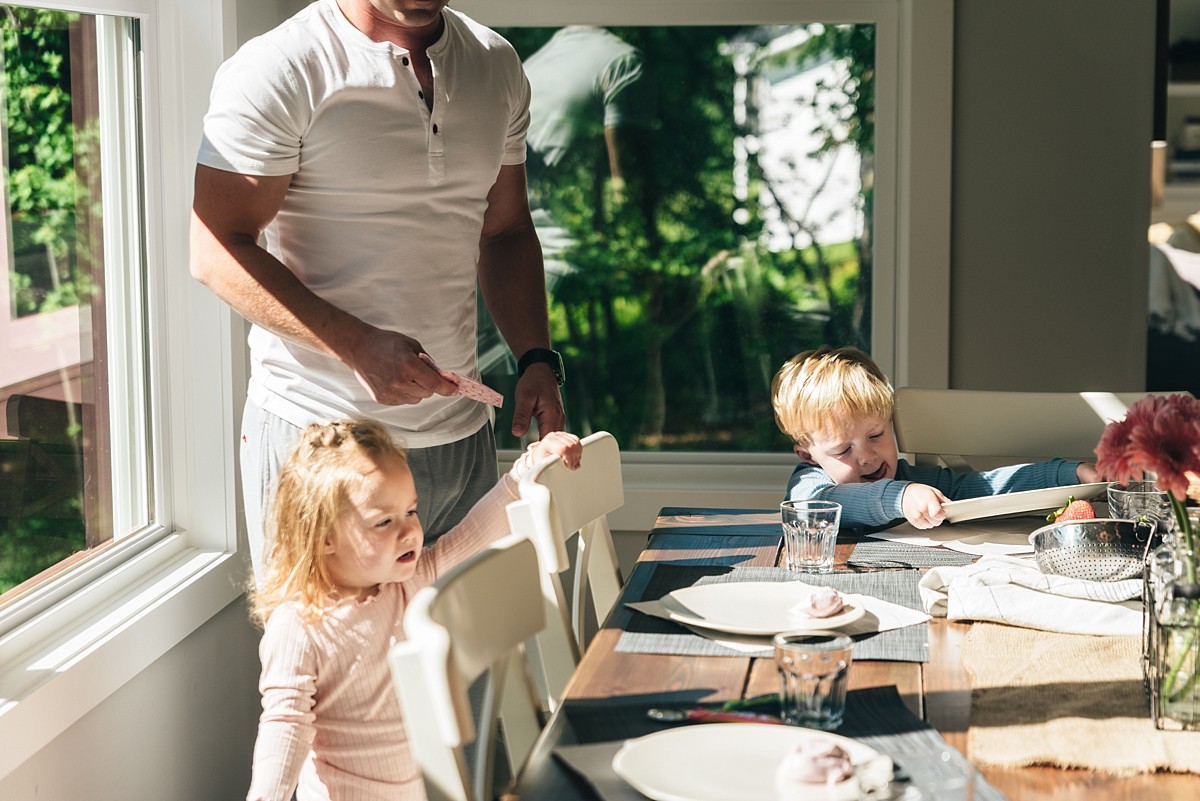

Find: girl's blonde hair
770;346;894;447
250;419;408;626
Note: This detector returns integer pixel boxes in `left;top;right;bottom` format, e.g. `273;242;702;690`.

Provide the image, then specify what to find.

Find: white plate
660;582;866;636
941;482;1107;524
612;723;892;801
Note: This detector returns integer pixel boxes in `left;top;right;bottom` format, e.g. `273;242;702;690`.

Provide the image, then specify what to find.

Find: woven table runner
962;622;1200;775
616;563;930;662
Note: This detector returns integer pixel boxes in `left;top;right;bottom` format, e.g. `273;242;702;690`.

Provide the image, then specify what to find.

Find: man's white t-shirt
198;1;530;447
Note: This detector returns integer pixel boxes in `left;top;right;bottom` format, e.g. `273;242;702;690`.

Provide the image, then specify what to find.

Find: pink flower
1095;415;1140;483
1096;394;1200;502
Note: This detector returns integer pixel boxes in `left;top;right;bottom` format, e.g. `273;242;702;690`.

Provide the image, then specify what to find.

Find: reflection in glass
486;24;875;453
1;6;141;599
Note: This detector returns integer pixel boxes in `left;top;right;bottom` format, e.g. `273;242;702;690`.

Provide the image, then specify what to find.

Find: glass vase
1153;581;1200;731
1149;507;1200;731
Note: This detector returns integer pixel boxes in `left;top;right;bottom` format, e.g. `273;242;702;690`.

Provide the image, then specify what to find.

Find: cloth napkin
917;554;1143;635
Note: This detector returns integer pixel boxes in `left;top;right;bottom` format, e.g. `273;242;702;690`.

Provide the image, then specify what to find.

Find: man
190;0;565;578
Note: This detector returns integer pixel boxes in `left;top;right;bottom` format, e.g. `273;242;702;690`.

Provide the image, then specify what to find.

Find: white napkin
869;517;1039;556
917;554;1143;636
627;590;929;653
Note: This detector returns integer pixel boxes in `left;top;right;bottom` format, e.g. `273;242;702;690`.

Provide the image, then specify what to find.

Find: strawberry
1047;496;1096;523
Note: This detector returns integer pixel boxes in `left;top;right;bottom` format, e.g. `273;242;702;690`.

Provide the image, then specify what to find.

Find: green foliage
2;5;91;318
489;24;875;452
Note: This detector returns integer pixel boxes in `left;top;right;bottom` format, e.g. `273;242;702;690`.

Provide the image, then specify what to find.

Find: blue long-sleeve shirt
785;458;1083;531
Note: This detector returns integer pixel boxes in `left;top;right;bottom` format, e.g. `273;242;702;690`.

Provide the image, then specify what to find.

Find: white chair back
892;388;1170;470
389;536;545;801
505;430;624;711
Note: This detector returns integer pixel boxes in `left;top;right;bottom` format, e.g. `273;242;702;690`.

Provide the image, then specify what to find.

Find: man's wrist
516;347;565;386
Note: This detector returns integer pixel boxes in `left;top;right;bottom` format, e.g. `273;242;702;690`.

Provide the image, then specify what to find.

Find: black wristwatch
517;347;565;386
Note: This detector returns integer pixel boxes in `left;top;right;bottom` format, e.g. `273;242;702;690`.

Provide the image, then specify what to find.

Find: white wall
0;598;261;801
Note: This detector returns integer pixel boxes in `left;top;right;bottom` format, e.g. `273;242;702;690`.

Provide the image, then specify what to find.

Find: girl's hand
528;431;583;471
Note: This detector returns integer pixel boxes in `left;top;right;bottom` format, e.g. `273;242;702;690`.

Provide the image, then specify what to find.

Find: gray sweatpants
238;398;499;583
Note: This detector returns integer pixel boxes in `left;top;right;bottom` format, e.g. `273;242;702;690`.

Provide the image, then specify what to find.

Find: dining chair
504;430;624;712
388;535;546;801
892;388;1181;470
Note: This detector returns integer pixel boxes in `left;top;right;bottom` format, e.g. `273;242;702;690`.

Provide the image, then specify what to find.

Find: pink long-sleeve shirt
247;470;523;801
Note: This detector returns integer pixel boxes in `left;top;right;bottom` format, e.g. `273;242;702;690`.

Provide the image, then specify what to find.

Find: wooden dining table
508;507;1200;801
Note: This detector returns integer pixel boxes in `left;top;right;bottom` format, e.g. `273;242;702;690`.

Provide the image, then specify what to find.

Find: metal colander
1028;518;1161;582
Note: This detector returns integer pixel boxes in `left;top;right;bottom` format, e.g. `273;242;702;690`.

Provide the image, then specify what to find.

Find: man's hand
345;326;457;406
901;483;950;529
511;363;566;438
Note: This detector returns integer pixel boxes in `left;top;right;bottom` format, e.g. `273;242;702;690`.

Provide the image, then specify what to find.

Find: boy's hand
901;483;950;529
1076;463;1100;484
527;431;583;471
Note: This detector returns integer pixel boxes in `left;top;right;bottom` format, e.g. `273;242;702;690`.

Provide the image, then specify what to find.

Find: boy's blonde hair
250;419;408;626
771;346;894;447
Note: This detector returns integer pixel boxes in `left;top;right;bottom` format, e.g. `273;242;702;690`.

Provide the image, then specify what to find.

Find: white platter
612;723;892;801
941;482;1107;524
660;581;866;636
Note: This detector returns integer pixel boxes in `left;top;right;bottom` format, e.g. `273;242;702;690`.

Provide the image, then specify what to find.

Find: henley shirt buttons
432;124;439;134
402;57;410;66
418;91;424;99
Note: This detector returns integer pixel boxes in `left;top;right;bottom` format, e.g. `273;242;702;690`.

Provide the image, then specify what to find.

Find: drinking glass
1107;480;1176;538
780;499;842;574
773;632;853;730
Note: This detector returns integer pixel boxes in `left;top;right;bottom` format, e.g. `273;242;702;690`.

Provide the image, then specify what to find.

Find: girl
246;419;581;801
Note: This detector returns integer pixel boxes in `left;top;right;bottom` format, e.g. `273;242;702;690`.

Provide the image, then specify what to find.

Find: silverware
645;707;784;724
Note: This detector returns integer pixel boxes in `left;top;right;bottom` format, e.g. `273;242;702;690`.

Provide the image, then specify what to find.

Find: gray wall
949;0;1155;391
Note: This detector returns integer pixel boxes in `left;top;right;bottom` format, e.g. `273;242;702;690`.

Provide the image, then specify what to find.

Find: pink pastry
775;739;856;797
790;586;845;618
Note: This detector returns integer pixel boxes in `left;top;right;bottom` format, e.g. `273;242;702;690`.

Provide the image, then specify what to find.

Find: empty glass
773;632;853;730
781;499;842;574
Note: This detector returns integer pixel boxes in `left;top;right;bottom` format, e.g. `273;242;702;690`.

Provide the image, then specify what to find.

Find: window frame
458;0;954;523
0;0;244;777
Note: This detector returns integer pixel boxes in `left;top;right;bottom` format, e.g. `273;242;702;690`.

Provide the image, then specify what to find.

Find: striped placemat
616;563;930;662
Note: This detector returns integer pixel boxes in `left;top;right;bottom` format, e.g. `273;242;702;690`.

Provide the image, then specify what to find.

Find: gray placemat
844;539;978;569
553;686;1007;801
616;564;930;662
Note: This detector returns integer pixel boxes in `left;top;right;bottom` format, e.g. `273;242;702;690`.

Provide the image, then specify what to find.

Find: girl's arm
247;609;319;801
418;432;583;583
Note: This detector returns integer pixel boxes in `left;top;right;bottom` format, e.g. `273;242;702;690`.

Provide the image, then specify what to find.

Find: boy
771;346;1100;530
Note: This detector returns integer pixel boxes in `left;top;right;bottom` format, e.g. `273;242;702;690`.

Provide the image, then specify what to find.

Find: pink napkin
418;353;503;408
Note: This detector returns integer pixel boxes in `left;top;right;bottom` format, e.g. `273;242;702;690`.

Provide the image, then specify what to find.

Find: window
0;0;241;775
461;0;952;522
0;4;149;600
482;21;876;455
460;0;953;459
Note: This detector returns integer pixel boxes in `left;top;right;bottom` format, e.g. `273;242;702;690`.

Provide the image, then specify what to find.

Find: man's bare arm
189;164;452;404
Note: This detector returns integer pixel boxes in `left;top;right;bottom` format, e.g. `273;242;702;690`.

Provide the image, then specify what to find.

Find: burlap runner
961;622;1200;775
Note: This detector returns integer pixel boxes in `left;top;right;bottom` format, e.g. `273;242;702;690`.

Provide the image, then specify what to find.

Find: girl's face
324;453;424;600
796;414;899;485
